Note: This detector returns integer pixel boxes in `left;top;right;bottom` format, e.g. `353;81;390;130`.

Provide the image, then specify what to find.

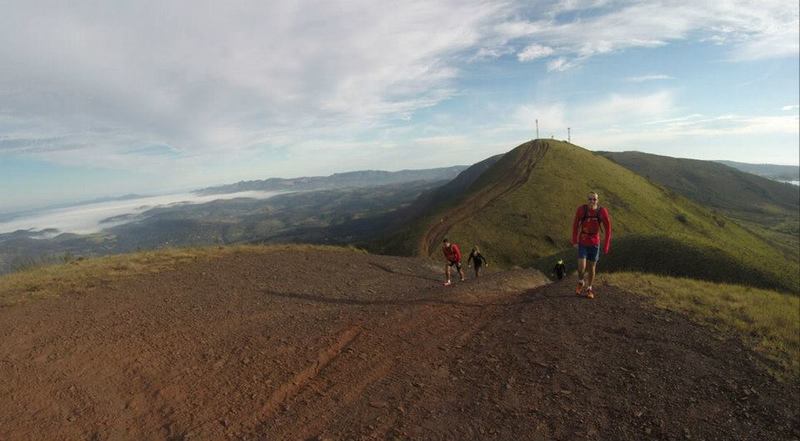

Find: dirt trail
0;249;797;440
420;141;548;256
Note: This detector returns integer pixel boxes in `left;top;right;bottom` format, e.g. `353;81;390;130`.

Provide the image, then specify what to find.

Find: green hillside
599;151;800;259
599;151;799;217
531;235;791;292
385;140;798;293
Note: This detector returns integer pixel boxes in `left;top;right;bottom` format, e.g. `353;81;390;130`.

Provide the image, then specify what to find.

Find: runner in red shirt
442;238;466;286
571;191;612;299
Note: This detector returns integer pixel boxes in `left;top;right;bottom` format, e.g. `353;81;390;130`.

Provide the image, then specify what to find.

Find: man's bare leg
576;258;587;294
445;264;451;284
587;261;597;288
458;266;466;281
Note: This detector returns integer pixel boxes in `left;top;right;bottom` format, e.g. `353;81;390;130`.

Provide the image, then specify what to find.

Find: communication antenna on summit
568;127;571;143
535;119;539;139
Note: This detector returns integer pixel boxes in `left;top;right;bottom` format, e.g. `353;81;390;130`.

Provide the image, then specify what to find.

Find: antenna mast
535;119;539;139
568;127;571;143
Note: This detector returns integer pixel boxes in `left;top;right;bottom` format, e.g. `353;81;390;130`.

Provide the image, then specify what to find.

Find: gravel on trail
0;249;797;440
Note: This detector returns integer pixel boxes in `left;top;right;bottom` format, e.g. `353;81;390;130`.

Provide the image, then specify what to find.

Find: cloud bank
1;0;797;182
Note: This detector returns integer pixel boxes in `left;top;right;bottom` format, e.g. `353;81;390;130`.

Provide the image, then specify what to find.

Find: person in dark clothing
553;259;566;280
467;246;488;278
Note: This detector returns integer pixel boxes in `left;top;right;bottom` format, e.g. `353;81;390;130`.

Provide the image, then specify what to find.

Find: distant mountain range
0;166;466;274
196;167;468;195
715;160;799;182
598;151;799;261
2;146;797;293
599;152;799;217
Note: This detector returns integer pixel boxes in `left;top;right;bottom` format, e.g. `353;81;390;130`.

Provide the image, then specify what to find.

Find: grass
602;272;800;381
599;151;799;218
599;150;800;262
392;139;798;292
0;244;364;307
531;235;798;293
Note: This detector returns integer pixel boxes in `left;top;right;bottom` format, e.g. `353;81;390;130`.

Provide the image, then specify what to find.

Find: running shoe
586;287;595;299
575;281;584;295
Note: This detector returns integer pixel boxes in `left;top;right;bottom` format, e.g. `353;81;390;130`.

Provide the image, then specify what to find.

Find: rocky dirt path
0;249;797;440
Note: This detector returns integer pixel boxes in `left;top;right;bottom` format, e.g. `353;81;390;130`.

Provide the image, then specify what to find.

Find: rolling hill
716;160;800;182
599;151;799;219
599;151;800;258
381;139;799;293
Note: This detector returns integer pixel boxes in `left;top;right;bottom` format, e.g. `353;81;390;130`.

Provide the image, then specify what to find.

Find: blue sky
1;0;798;212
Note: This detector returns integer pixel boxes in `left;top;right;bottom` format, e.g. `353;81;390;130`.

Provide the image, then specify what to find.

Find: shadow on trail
259;280;583;309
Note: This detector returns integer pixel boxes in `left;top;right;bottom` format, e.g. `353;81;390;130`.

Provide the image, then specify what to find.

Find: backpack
580;204;604;234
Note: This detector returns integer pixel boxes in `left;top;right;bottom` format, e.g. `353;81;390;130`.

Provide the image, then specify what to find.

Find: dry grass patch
602;272;800;381
0;244;364;307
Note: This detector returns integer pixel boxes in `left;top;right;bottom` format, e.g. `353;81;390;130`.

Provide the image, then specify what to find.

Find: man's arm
571;206;582;245
601;208;612;254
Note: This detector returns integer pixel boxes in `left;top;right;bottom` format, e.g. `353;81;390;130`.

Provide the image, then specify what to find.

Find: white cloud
501;0;798;69
0;0;510;169
471;46;515;61
575;91;676;126
626;74;675;82
1;0;797;193
581;113;800;163
547;57;577;72
517;44;554;61
782;105;800;111
509;91;798;152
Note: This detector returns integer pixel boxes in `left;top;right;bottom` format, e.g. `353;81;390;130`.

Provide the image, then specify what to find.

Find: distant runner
467;246;488;278
442;238;466;286
553;259;566;280
571;191;612;299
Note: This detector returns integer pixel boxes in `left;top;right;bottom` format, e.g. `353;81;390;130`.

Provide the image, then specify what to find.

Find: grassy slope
399;140;797;292
600;151;800;259
531;235;793;293
373;154;505;255
602;272;800;381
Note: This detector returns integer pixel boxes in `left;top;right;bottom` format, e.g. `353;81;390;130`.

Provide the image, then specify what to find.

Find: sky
1;0;798;212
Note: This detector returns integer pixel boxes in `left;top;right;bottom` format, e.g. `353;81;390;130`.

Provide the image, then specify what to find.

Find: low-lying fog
0;191;285;236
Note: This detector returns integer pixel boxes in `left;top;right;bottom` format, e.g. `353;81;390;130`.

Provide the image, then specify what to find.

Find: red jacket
443;243;462;262
571;205;612;254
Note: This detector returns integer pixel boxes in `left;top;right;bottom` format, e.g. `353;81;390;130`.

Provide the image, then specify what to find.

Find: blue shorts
578;244;600;262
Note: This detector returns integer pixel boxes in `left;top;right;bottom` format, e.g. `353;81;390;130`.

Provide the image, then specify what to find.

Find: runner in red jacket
571;191;612;299
442;238;466;286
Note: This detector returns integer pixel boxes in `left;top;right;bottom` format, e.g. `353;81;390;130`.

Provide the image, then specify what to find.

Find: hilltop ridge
380;139;798;292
